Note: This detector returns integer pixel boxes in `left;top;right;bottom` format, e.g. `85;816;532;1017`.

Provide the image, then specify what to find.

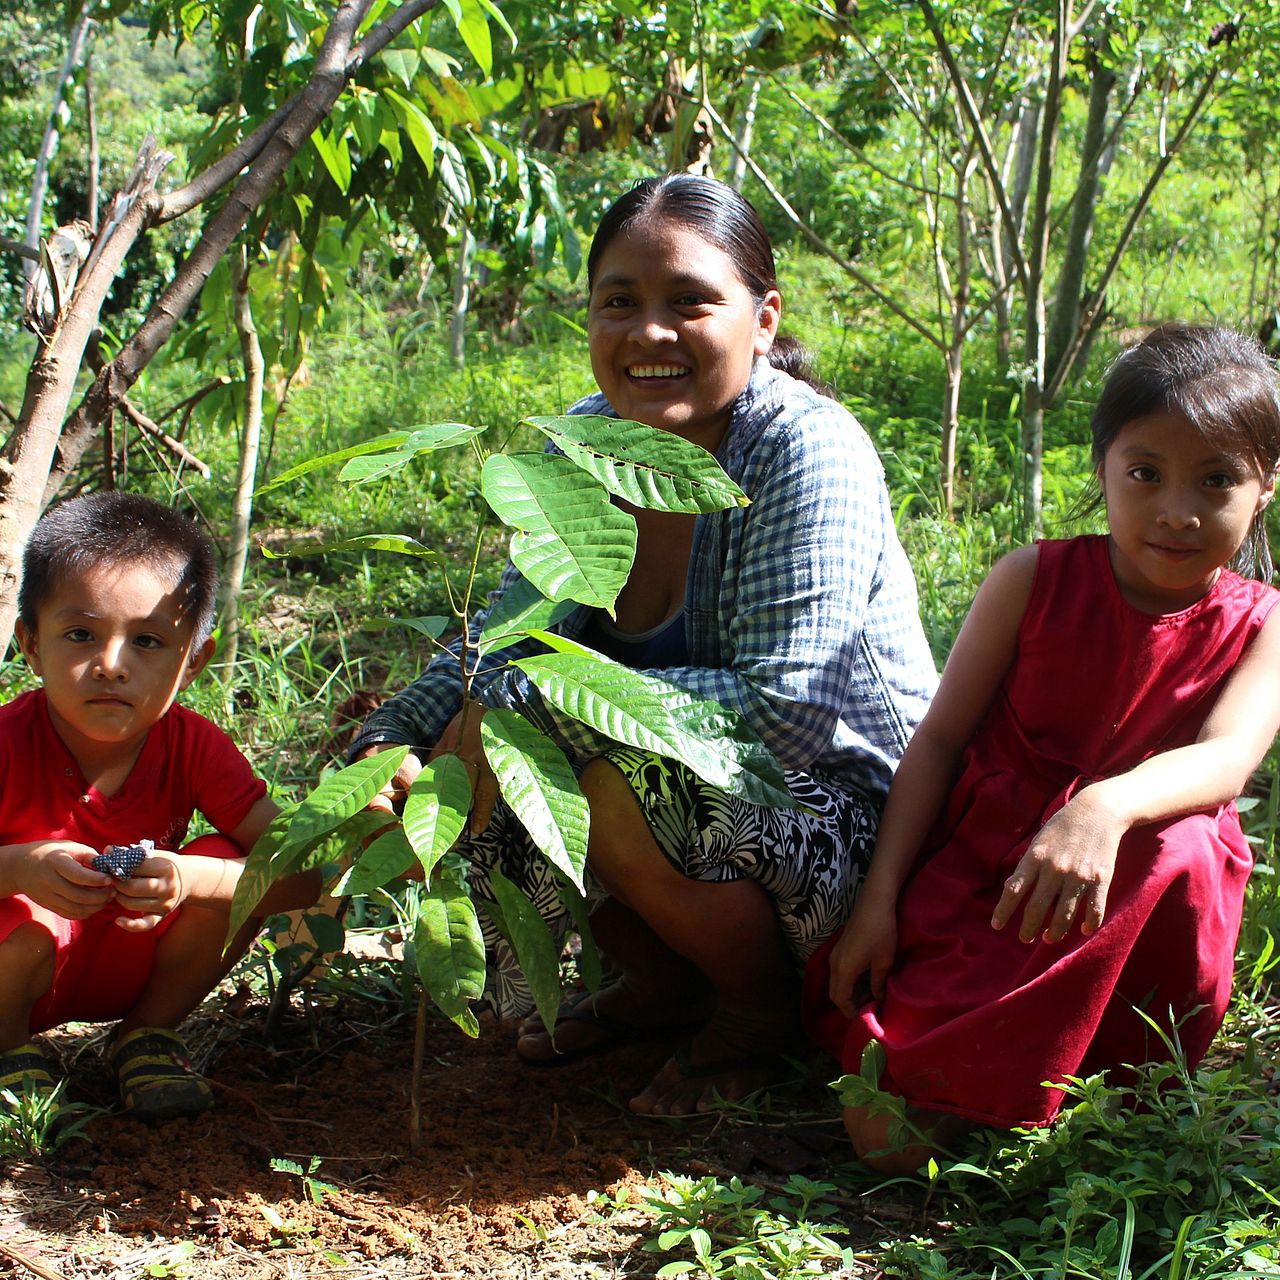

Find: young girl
803;324;1280;1171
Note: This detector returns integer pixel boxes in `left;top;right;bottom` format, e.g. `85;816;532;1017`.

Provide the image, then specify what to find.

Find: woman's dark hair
20;492;219;646
587;174;827;392
1091;323;1280;580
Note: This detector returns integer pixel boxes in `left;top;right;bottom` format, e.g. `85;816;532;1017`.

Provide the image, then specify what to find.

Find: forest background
3;1;1280;1277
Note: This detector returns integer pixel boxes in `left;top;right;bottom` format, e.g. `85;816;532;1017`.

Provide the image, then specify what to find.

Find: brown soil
0;986;883;1279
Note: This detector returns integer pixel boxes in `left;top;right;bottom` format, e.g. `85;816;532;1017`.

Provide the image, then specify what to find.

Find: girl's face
587;216;781;453
1100;409;1275;613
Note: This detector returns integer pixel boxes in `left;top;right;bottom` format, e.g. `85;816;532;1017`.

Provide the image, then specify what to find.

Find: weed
269;1155;339;1206
0;1081;99;1159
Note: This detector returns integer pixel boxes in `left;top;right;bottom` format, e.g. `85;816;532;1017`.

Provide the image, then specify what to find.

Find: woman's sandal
109;1027;215;1123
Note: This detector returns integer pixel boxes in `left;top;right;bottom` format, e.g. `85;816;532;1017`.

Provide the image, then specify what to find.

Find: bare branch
118;397;211;478
699;97;944;349
916;0;1030;290
0;235;40;263
161;100;296;222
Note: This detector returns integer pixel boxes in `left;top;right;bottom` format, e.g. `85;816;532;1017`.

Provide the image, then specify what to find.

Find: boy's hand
991;789;1124;943
11;841;116;918
111;850;188;932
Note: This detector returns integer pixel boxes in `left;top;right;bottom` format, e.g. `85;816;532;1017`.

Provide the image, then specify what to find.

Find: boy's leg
108;904;257;1122
115;903;251;1036
0;922;56;1052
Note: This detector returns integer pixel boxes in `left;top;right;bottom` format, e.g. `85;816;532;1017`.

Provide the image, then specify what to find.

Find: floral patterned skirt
462;746;881;1018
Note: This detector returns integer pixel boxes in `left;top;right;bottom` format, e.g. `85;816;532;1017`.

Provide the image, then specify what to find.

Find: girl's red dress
803;535;1280;1127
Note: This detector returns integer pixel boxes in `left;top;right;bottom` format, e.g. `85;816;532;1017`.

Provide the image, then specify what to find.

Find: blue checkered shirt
350;360;938;799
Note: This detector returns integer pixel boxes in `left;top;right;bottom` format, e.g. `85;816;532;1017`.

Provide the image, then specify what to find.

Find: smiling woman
351;175;938;1116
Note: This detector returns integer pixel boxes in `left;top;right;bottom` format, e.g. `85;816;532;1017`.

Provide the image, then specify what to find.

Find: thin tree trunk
449;227;474;369
725;75;760;191
1020;1;1069;539
24;0;94;275
221;247;265;676
85;52;99;232
1046;55;1115;383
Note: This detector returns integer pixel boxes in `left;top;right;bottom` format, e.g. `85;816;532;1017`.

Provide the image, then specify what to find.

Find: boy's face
15;558;213;761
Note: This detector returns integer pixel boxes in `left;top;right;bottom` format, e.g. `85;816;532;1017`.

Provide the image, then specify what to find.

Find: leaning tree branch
698;96;945;349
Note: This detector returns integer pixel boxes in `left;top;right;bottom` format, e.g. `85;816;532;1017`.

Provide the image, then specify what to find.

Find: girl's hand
430;699;497;835
991;789;1125;943
112;850;188;932
827;885;899;1016
359;743;424;817
7;841;115;919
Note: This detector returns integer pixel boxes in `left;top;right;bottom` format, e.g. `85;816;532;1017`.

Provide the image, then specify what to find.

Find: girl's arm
993;605;1280;945
827;547;1037;1014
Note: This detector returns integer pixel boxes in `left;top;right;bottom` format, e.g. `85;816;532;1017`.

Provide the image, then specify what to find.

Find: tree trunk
220;247;265;676
24;0;95;275
725;76;760;191
85;52;99;232
449;227;474;369
1020;2;1069;539
1046;56;1116;385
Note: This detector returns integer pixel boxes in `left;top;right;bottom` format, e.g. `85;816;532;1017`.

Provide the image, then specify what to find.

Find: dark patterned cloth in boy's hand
92;839;154;881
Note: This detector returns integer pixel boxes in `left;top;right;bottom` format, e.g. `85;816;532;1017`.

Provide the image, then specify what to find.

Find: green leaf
477;577;576;655
254;432;410;494
487;869;562;1054
403;754;473;883
475;0;517;50
558;882;601;992
338;450;419;484
380;48;418;88
335;827;416;895
363;615;451;642
414;878;485;1035
442;0;493;75
283;750;411;856
384;88;438;174
481;453;636;610
513;653;796;808
481;710;589;891
302;911;346;953
261;534;444;563
526;416;749;513
311;127;352;193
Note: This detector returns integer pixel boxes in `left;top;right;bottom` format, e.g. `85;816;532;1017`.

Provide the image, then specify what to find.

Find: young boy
0;492;316;1122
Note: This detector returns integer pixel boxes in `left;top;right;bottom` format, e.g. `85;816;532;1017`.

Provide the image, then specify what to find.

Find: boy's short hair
19;493;219;647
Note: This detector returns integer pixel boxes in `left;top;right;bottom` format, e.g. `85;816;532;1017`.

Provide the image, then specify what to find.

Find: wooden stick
0;1239;68;1280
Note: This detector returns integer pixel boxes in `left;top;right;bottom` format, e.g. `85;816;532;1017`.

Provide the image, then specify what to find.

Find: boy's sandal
0;1042;59;1103
110;1027;215;1123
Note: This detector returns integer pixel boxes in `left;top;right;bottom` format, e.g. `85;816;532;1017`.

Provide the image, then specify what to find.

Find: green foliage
228;409;793;1034
594;1173;855;1279
0;1082;98;1160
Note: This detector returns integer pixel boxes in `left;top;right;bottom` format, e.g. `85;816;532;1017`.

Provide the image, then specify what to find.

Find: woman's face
587;216;781;452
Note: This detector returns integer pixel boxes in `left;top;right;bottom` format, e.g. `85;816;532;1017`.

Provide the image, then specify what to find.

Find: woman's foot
516;973;713;1063
628;996;802;1117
